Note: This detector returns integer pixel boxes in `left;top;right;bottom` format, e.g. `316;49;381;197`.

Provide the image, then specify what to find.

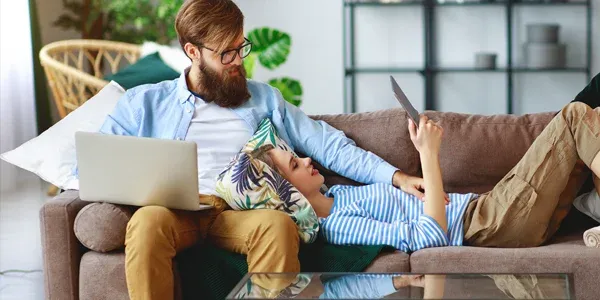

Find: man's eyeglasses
200;37;252;65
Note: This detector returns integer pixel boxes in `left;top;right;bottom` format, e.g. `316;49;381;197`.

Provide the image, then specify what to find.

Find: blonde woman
251;103;600;251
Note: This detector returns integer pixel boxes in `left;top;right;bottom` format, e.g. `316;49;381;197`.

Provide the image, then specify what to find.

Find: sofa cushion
409;232;600;300
428;111;555;194
310;109;556;194
104;52;180;89
79;251;183;300
363;251;411;273
79;252;129;300
310;109;421;187
74;202;132;252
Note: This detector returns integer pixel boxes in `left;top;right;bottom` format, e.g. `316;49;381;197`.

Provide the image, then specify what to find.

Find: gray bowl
524;43;566;69
527;24;560;43
474;52;497;69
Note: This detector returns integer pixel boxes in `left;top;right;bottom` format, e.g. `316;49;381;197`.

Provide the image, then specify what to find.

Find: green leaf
245;195;252;208
268;77;303;107
247;119;274;147
247;27;291;70
254;197;272;209
157;5;168;19
243;53;257;79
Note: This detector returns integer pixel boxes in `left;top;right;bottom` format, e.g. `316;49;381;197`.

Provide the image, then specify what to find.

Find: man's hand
393;171;449;204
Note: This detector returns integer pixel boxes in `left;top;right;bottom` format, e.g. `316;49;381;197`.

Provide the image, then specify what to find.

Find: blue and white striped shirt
319;183;479;253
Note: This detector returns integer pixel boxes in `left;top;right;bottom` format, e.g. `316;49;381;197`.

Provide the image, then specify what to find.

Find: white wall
36;0;80;46
235;0;344;115
237;0;599;115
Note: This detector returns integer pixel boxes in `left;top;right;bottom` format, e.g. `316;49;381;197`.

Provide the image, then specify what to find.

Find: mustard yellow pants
124;195;300;300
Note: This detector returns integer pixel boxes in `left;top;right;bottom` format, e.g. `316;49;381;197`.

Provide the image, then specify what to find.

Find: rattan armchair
39;39;141;119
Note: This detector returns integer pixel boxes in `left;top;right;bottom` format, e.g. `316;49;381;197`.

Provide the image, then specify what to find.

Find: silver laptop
75;131;213;211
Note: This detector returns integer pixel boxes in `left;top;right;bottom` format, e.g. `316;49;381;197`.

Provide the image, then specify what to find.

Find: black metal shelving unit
343;0;592;114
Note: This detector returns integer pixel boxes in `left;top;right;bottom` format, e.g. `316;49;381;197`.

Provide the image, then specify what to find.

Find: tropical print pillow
215;118;319;243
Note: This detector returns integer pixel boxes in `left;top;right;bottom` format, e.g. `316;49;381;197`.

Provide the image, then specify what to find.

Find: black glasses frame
199;37;252;65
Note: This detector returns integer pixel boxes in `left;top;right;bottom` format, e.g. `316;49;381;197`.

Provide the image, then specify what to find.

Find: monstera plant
244;27;303;107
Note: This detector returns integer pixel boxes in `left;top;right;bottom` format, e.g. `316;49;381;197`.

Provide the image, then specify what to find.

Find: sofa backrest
310;108;556;195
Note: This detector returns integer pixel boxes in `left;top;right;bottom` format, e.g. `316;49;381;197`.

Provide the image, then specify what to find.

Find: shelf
346;67;588;74
511;67;589;72
345;67;423;75
432;67;508;72
344;0;588;6
435;1;507;6
513;1;588;5
343;0;592;114
344;1;423;7
434;67;588;72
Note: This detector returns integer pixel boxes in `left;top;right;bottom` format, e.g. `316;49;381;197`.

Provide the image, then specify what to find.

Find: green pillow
104;52;180;89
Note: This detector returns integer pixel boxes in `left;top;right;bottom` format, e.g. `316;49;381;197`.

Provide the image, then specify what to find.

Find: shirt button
186;109;192;113
177;137;183;141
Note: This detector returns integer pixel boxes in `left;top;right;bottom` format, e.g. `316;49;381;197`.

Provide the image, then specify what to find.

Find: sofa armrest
40;190;90;300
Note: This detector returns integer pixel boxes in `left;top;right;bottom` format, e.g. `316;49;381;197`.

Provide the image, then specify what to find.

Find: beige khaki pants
464;103;600;247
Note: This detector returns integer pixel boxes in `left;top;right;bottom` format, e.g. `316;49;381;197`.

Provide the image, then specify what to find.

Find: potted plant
54;0;182;44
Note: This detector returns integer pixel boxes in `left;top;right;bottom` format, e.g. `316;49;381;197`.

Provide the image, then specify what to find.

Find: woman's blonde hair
248;144;280;173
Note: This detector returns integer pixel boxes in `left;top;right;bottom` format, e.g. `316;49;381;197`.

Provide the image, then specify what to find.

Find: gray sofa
40;108;600;299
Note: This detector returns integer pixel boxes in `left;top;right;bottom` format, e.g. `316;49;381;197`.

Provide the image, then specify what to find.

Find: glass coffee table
227;273;574;299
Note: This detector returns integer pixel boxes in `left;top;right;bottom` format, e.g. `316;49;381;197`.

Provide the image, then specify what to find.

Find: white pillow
0;81;125;190
141;41;190;74
574;189;600;223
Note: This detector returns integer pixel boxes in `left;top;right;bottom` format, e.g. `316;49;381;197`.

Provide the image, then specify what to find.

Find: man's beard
194;58;251;108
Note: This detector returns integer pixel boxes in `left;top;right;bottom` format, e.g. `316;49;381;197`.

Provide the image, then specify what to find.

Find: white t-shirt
185;96;252;196
574;189;600;223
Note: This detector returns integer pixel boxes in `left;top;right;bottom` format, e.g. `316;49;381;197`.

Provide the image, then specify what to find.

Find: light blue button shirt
96;71;399;187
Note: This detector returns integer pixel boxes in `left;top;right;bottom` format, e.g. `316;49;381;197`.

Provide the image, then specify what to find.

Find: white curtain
0;1;37;192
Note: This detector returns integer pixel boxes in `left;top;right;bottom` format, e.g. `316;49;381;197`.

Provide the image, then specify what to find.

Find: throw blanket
584;226;600;248
176;241;389;300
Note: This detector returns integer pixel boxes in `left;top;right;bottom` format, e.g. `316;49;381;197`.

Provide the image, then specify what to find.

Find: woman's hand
408;115;443;155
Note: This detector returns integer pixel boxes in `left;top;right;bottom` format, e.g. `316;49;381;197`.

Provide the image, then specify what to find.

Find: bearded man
98;0;427;299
